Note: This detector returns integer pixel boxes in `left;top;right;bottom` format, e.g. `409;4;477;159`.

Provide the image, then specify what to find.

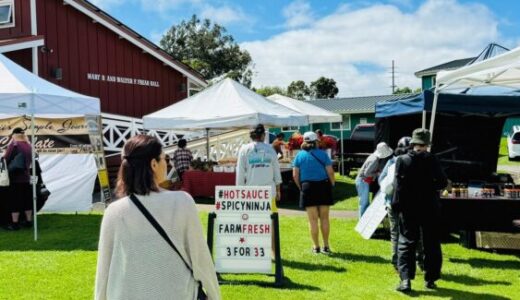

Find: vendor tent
429;44;520;135
266;94;344;169
144;79;307;129
0;53;101;240
143;78;308;157
375;90;520;181
266;94;342;124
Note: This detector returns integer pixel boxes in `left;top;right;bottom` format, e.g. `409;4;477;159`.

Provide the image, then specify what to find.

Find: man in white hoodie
236;124;282;203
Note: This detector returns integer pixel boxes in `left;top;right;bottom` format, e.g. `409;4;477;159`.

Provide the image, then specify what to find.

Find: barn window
0;0;14;29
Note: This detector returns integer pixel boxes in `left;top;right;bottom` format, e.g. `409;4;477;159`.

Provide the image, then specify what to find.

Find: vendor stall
143;78;308;199
375;90;520;235
0;53;101;240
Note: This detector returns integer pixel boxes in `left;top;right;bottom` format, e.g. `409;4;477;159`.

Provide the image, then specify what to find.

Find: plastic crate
476;231;520;250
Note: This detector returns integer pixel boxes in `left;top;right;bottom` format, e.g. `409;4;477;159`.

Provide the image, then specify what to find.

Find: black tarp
375;90;520;182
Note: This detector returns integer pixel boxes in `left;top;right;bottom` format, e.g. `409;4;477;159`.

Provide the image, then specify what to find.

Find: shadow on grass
407;286;511;299
332;178;357;207
449;257;520;270
283;259;347;273
332;252;388;264
218;276;321;291
0;214;102;251
442;273;510;286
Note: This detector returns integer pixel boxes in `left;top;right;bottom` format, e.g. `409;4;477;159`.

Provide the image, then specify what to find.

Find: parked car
341;123;375;176
507;125;520;160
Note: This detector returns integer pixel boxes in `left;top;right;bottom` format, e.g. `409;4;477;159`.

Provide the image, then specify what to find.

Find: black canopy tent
375;90;520;234
375;90;520;182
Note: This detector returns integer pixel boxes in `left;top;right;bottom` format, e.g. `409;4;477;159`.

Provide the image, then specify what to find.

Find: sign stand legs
271;212;284;287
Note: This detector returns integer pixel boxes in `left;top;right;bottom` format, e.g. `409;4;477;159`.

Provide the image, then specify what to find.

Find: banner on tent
85;115;112;202
0;116;93;154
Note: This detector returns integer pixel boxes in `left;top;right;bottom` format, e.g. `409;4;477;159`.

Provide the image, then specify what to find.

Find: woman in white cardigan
95;135;221;300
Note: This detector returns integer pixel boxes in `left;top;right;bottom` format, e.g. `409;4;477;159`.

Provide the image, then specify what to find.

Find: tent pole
206;128;210;161
429;89;440;137
340;121;344;177
422;110;426;129
30;112;37;241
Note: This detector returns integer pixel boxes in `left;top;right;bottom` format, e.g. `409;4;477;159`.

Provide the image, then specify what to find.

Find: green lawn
1;213;519;299
331;172;359;211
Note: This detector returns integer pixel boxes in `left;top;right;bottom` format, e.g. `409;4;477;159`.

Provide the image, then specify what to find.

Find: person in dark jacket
3;128;33;230
393;128;447;293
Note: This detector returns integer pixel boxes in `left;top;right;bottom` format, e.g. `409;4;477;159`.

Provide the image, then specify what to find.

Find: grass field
1;213;519;300
498;137;520;167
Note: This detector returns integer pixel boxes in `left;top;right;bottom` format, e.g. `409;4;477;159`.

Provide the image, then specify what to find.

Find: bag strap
309;150;326;168
129;194;194;275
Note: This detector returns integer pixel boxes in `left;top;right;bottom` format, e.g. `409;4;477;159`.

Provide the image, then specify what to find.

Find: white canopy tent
429;45;520;136
266;94;342;124
267;94;345;171
0;53;101;240
143;78;308;158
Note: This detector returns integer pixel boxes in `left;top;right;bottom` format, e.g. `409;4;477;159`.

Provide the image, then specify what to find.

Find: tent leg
340;122;344;176
206;128;210;161
422;110;426;129
31;113;38;241
429;90;440;137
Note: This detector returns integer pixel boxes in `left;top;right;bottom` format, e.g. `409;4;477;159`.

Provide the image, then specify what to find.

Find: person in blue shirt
293;132;335;254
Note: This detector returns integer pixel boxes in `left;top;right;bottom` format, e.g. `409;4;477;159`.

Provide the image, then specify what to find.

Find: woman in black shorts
293;132;335;254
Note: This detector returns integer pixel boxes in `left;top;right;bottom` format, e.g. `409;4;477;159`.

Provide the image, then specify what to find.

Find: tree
393;87;421;94
160;15;253;86
287;80;310;100
393;87;412;94
255;86;287;97
309;77;339;99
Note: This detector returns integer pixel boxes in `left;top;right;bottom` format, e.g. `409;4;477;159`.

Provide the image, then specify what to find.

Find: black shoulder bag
7;145;26;173
129;194;208;300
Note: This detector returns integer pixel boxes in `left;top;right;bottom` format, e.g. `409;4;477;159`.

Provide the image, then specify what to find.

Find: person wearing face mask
393;129;447;293
95;135;220;300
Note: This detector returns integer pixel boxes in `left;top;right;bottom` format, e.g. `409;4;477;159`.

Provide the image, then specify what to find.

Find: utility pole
391;60;396;94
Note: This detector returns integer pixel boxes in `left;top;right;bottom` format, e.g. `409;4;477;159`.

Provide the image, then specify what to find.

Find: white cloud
200;5;249;26
283;0;314;29
242;0;505;97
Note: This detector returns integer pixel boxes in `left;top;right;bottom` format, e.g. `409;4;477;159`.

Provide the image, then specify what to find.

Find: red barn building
0;0;206;119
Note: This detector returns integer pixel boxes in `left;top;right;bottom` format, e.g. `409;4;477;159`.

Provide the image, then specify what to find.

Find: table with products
181;168;294;199
440;184;520;232
181;170;236;198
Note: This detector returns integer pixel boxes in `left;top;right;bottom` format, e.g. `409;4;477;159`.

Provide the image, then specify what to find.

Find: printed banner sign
85;115;112;202
0;116;93;154
214;186;272;274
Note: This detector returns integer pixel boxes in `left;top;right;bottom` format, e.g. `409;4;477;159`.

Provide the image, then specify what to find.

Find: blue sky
91;0;520;96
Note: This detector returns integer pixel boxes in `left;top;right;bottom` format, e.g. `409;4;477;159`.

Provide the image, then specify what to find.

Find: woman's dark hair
301;141;316;151
178;138;187;148
276;133;285;139
116;135;163;197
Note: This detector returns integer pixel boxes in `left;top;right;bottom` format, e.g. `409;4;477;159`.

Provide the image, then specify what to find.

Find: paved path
196;204;358;219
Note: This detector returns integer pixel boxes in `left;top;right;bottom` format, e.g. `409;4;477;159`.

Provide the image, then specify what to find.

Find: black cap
12;127;25;135
250;124;265;135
